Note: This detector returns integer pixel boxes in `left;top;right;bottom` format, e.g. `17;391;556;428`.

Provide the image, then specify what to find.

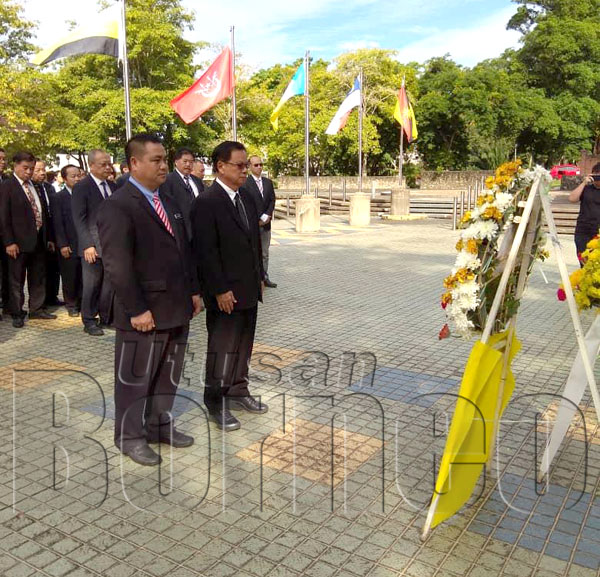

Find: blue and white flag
325;76;361;135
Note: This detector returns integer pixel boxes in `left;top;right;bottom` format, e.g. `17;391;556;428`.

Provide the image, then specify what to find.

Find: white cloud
338;40;380;52
395;7;521;66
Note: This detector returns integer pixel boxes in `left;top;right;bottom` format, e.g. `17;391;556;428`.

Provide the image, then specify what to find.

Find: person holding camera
570;162;600;263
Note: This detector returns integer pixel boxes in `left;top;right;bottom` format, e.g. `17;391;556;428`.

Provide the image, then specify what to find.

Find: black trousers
59;254;82;311
45;249;61;305
114;324;189;448
575;233;595;266
0;247;9;309
81;258;112;327
7;237;46;317
205;306;257;411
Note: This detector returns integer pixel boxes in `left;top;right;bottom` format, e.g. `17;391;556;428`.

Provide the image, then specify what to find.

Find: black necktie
235;193;249;230
100;181;109;199
183;175;193;195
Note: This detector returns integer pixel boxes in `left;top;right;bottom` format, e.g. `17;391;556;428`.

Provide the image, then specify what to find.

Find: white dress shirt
91;174;111;198
176;168;200;197
216;178;238;204
15;174;42;217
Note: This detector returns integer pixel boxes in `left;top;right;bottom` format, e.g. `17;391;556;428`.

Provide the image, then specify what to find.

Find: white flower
521;165;552;187
464;220;498;241
453;251;481;272
493;192;514;211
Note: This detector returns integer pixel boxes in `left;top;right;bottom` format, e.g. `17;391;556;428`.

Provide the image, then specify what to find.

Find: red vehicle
550;164;580;179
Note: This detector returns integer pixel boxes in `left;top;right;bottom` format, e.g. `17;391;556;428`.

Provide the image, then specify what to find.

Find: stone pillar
390;189;410;216
295;197;320;233
349;193;371;226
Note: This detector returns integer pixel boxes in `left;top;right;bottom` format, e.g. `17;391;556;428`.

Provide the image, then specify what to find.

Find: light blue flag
270;61;305;130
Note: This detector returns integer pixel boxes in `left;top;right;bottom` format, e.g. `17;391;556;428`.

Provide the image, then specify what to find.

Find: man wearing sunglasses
570;162;600;264
190;141;268;431
245;156;277;288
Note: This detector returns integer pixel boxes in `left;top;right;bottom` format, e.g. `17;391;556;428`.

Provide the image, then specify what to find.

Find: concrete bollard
390;189;410;216
349;193;371;226
295;197;320;232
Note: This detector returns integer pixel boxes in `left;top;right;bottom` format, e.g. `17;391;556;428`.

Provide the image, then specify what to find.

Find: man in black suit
245;155;277;288
115;162;130;189
0;151;57;327
51;165;84;316
72;149;116;336
192;159;206;189
97;133;202;466
32;159;62;308
0;148;8;312
163;147;203;241
191;141;268;431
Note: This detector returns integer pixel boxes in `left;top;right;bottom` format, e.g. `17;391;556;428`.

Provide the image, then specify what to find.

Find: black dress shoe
264;279;277;288
209;408;241;431
228;396;269;414
68;309;80;317
29;311;57;320
120;442;162;466
12;316;24;328
147;429;194;448
84;325;104;336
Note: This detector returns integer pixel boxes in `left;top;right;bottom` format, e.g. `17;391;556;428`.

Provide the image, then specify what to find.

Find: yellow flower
587;238;599;251
466;239;479;254
482;206;503;221
460;211;472;224
485;176;495;190
570;269;584;288
456;239;464;252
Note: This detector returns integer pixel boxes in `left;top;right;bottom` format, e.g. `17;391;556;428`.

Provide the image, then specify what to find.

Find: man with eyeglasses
164;147;202;241
72;149;116;335
244;156;277;288
191;141;268;432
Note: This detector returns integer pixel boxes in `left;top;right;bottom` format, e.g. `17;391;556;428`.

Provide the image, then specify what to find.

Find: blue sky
24;0;522;71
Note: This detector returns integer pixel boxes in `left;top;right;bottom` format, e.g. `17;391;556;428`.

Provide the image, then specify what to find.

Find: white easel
421;176;600;540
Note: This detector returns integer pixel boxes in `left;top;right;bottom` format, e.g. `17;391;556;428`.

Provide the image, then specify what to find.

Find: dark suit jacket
115;173;130;189
71;175;116;257
0;175;50;252
97;180;199;331
162;171;203;241
243;175;276;231
34;181;56;243
50;188;79;253
191;181;264;311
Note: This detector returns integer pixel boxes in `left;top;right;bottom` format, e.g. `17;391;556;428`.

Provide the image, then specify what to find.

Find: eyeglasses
252;163;263;167
225;162;249;170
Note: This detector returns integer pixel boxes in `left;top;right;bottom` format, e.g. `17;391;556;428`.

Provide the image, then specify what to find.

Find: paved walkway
0;216;598;577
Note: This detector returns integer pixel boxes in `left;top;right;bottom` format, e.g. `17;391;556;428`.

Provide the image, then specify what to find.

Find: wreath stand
421;175;600;540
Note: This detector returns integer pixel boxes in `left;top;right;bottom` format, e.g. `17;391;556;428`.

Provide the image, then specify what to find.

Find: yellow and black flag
31;4;122;66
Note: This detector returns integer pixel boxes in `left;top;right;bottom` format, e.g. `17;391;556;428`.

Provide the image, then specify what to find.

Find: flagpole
358;68;363;192
304;50;310;196
398;76;405;188
121;0;132;140
230;26;237;141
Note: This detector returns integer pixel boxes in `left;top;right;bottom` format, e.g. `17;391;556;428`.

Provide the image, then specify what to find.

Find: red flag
170;47;234;124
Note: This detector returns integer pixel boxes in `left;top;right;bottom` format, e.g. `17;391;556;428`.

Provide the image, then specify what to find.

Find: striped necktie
23;181;42;230
153;192;174;236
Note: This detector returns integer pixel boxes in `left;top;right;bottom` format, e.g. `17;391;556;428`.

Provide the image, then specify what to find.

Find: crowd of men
0;137;277;465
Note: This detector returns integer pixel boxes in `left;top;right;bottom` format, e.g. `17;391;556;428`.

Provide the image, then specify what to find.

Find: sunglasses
252;163;263;167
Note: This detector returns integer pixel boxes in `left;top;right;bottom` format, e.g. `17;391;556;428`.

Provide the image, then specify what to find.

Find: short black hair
119;161;128;171
592;162;600;174
13;151;36;164
212;141;246;174
61;164;79;180
174;147;195;161
125;133;163;164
